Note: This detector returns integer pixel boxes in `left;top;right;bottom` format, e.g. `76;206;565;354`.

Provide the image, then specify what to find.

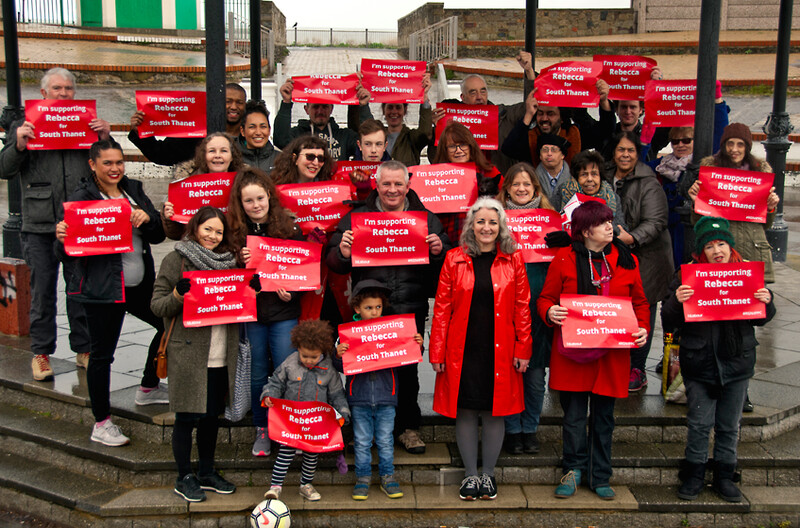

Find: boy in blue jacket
334;280;423;501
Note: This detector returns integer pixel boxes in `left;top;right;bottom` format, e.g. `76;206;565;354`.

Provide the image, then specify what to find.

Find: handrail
408;16;458;63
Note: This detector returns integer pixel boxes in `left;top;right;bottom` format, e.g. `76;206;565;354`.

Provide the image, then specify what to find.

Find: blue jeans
684;377;749;465
352;404;396;478
247;319;297;427
559;391;616;490
504;367;546;434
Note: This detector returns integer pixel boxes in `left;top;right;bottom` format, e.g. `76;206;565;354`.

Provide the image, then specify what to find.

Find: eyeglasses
303;153;326;163
670;137;693;146
446;143;468;153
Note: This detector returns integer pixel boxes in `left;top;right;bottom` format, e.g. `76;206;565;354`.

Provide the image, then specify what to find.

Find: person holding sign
0;67;111;381
605;131;673;392
228;167;305;458
496;163;557;456
537;201;649;500
687;123;780;283
262;320;350;502
433;121;503;244
270;135;334;186
430;197;531;500
327;160;451;455
556;150;627;234
237;100;279;175
150;207;240;503
380;72;433;167
333;280;423;500
162;132;245;240
661;217;775;503
55;139;166;446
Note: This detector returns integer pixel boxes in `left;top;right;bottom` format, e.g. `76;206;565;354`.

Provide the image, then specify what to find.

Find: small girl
662;216;775;503
150;206;240;503
262;320;350;501
228;166;305;457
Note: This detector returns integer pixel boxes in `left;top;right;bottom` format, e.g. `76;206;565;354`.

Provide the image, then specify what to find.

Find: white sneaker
135;384;169;406
299;483;321;501
90;420;130;447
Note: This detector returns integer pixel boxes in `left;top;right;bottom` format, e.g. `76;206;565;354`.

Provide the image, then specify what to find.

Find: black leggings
172;367;228;478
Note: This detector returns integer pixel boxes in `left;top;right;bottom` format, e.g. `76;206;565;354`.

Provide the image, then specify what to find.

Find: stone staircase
2;341;800;527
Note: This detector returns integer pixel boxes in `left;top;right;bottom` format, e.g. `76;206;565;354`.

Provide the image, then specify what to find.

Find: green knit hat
694;216;735;255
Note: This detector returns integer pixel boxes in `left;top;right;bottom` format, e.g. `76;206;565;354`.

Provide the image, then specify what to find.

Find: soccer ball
250;499;291;528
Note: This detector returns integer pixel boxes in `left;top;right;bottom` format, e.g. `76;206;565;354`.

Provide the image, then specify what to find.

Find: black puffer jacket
325;188;451;330
661;270;776;386
237;136;279;175
56;176;165;303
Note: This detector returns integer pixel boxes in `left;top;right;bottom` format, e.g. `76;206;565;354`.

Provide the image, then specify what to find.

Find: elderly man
326;160;451;454
273;77;373;161
0;67;110;380
534;134;572;205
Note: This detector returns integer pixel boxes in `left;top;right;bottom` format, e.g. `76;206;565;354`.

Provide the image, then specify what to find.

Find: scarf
559;178;618;214
656;154;692;182
175;239;236;271
572;239;635;296
504;195;542;210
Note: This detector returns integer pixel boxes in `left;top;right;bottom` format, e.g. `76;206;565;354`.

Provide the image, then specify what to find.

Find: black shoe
459;475;480;501
174;474;206;502
522;432;540;454
677;460;706;501
198;471;236;494
713;462;742;503
743;394;754;413
503;432;523;455
478;474;497;500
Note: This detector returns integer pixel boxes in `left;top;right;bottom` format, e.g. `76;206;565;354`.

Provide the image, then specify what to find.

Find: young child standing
262;320;350;501
334;280;423;500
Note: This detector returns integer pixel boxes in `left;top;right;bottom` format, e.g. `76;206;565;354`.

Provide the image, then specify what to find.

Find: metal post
2;0;24;259
330;27;333;46
366;29;369;47
525;0;538;83
693;0;721;160
763;0;794;262
206;0;226;133
227;12;235;55
250;0;262;101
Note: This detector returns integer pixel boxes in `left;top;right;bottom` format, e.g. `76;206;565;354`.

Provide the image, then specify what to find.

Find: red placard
267;399;345;453
534;61;603;108
339;314;422;375
246;236;322;291
681;262;766;322
62;199;133;256
434;103;499;150
560;294;639;348
360;59;426;104
408;163;478;214
276;181;353;234
560;193;607;234
24;100;97;150
135;90;207;138
695;166;773;224
594;55;657;101
291;74;360;105
167;172;236;223
182;269;257;327
644;80;696;127
332;160;380;189
351;211;429;267
505;209;562;263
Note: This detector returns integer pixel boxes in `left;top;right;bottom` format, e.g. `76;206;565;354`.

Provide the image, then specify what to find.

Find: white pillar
102;0;116;27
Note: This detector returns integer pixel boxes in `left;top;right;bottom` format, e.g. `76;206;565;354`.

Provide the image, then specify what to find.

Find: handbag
662;332;687;404
224;324;252;422
155;317;176;379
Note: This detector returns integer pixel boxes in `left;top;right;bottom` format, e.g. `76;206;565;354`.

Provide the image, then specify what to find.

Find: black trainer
478;474;497;500
174;474;206;502
523;432;540;454
459;475;480;501
198;471;236;494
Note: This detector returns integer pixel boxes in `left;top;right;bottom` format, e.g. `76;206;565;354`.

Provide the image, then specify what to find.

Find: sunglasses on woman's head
303;153;326;162
670;137;693;146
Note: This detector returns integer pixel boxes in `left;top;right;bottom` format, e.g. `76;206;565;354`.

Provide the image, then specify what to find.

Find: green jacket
389;105;433;167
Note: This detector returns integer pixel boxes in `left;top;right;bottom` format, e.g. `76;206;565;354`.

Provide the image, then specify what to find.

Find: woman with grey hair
430;197;533;501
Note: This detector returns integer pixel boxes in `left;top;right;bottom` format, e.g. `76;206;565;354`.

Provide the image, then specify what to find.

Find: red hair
695;247;744;264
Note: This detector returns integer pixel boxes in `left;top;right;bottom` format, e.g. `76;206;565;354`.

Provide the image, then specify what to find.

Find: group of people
0;60;778;506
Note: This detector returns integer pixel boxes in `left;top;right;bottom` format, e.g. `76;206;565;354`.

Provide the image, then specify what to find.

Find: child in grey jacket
261;320;350;501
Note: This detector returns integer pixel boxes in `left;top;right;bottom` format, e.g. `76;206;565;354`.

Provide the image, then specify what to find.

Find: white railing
286;27;398;47
408;16;458;63
227;12;275;71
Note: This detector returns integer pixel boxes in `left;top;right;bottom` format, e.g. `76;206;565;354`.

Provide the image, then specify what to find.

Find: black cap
351;279;391;299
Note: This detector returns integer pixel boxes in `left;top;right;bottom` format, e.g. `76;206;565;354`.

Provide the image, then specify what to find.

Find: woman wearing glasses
432;121;502;243
269;135;334;185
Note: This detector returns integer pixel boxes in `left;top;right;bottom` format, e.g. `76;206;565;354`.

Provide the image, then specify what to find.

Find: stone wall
261;1;286;45
635;0;800;32
397;2;446;50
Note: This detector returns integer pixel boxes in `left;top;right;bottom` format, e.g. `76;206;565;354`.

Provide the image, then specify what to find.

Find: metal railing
286;27;397;47
227;12;275;71
15;0;78;25
409;16;458;63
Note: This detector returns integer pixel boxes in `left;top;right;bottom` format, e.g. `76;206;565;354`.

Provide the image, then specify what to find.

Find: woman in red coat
537;201;650;500
430;197;532;502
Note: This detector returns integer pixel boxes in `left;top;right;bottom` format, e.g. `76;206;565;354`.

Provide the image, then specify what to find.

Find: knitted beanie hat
536;133;570;156
694;216;735;255
720;123;752;155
